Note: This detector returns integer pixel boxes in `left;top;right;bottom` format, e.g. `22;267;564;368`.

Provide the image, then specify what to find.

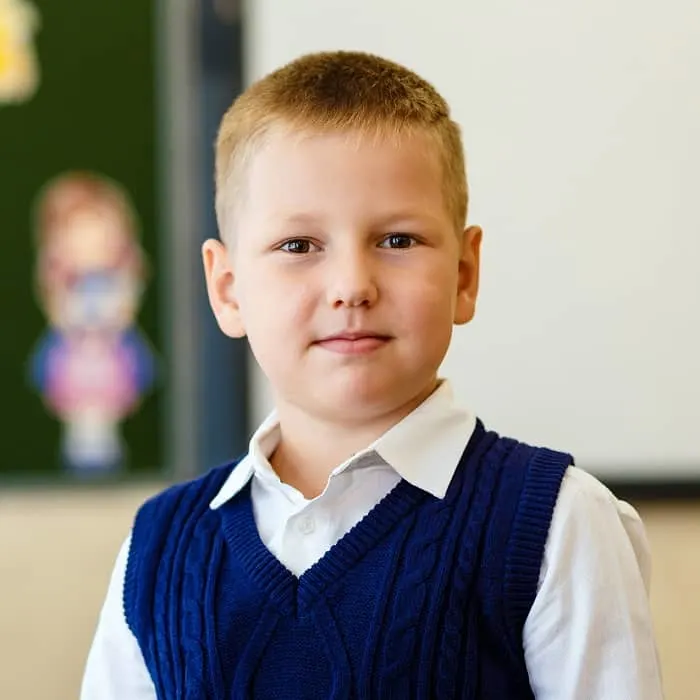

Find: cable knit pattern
373;427;497;698
180;514;225;697
377;500;451;698
435;430;507;698
124;426;570;699
124;463;234;699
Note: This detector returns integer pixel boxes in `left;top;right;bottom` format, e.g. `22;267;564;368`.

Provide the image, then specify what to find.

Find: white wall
246;0;700;480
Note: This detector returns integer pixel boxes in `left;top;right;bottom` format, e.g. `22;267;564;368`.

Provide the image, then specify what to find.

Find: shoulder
477;427;572;544
469;425;573;549
29;330;63;369
123;459;243;637
463;429;575;663
130;460;242;546
553;466;647;553
126;461;243;581
545;466;651;589
119;328;153;356
557;464;640;521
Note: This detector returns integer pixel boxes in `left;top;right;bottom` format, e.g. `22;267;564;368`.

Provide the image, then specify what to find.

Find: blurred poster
29;173;156;474
0;0;161;481
0;0;40;104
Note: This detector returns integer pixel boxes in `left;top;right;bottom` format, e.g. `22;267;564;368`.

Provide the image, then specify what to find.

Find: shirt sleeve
524;466;664;700
80;534;157;700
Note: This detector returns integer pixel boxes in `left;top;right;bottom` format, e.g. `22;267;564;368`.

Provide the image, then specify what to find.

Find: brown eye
380;234;416;249
280;239;313;254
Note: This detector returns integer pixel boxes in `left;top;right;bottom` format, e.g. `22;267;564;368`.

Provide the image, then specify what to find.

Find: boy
82;51;663;698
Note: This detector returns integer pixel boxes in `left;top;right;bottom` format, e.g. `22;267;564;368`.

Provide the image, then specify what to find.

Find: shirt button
298;515;316;535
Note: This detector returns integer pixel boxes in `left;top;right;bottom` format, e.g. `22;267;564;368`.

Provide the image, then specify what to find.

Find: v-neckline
218;478;428;616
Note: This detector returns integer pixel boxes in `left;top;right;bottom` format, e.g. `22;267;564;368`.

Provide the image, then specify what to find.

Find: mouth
314;331;391;355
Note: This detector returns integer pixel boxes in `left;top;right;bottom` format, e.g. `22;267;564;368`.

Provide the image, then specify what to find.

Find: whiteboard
246;0;700;480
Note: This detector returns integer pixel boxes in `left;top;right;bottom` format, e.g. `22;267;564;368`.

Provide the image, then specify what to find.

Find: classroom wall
247;0;700;483
0;487;697;699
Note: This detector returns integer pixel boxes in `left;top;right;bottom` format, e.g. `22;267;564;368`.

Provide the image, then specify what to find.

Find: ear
202;238;246;338
454;225;482;325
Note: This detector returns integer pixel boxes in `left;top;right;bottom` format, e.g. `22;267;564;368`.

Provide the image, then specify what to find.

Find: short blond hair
215;51;468;239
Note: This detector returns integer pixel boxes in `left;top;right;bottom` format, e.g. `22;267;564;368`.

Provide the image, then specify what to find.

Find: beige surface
0;486;155;700
0;488;697;699
639;502;700;700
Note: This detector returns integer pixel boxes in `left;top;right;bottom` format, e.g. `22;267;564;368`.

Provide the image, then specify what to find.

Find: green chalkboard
0;0;162;479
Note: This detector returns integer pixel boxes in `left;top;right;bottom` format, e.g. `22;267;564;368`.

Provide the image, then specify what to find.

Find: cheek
242;284;318;390
393;271;457;358
399;266;457;326
237;268;316;341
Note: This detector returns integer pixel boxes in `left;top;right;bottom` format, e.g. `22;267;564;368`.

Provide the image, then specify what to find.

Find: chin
317;377;419;422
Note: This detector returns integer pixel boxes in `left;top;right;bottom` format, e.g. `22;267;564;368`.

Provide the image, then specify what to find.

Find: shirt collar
209;379;475;509
208;412;277;510
372;380;476;498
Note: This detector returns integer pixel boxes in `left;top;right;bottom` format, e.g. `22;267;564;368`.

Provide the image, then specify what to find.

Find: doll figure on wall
30;172;156;474
0;0;40;104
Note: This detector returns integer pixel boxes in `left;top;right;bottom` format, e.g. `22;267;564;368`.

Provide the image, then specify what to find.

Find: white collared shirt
81;382;664;699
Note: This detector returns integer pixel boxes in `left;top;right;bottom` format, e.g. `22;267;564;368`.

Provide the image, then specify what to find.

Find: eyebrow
277;213;324;227
275;211;444;229
372;211;445;230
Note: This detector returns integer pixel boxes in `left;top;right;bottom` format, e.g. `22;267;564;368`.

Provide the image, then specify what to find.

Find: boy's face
203;128;481;425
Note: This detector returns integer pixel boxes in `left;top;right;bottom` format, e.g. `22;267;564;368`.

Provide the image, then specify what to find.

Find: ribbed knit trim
218;477;428;615
503;447;571;645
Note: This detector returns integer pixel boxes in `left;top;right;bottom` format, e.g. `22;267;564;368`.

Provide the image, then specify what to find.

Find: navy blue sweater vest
124;421;570;699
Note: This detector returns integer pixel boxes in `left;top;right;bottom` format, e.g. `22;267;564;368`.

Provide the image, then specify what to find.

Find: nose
326;248;379;308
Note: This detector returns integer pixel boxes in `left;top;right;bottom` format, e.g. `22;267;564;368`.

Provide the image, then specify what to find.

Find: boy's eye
279;239;316;254
379;233;417;249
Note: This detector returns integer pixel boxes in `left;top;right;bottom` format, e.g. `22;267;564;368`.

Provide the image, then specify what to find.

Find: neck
270;379;439;499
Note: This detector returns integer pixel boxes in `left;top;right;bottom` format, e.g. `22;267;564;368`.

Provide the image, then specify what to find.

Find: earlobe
454;225;482;326
202;239;246;338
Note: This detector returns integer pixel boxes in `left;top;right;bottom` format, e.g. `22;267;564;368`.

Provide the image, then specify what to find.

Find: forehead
239;126;449;226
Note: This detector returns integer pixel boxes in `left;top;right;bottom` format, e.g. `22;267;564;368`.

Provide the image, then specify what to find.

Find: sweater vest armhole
502;448;571;655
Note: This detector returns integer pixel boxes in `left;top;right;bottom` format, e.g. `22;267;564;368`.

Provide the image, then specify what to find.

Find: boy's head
204;51;481;426
214;51;467;240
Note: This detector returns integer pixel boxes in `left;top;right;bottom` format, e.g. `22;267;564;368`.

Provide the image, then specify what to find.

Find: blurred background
1;0;698;697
